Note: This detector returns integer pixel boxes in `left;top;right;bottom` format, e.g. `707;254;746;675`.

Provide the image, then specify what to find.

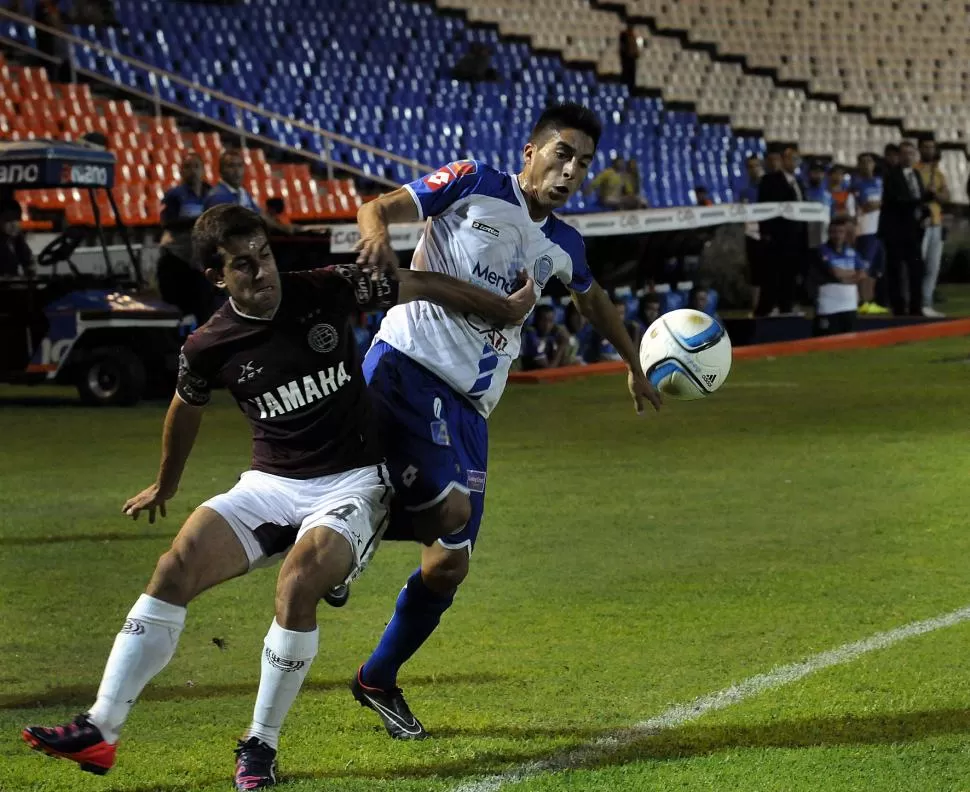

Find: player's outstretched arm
355;187;420;277
396;269;537;325
122;395;204;524
573;281;662;415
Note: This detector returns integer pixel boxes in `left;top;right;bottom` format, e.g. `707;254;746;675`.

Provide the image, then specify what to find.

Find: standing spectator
882;143;900;173
35;0;72;82
693;185;713;206
879;140;927;317
156;152;218;322
813;218;869;336
853;153;888;313
803;160;831;251
204;150;295;235
623;159;648;208
619;24;639;92
916;138;949;317
757;144;807;316
520;305;570;370
0;199;35;277
828;165;856;221
739;155;765;315
764;147;782;175
585;157;626;210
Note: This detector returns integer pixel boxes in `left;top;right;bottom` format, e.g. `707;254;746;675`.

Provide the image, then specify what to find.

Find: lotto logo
422;160;477;191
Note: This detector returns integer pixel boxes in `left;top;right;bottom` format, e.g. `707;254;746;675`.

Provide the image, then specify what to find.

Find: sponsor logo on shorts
264;647;306;672
121;619;145;635
467;470;486;492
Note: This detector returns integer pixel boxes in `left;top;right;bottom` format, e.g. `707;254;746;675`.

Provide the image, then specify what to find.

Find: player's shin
245;619;319;750
87;594;186;744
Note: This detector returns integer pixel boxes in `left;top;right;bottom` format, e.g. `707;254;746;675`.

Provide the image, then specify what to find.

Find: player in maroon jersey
22;205;535;790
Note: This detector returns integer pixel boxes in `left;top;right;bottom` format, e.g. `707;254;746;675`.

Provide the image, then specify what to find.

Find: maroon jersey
176;266;398;479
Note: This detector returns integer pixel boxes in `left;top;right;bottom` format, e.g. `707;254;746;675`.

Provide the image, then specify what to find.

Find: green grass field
2;336;970;792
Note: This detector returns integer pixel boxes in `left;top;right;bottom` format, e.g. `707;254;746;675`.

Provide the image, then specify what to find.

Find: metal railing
0;7;434;188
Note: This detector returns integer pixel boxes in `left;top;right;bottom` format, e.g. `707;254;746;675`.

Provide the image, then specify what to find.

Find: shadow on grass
0;672;507;711
16;707;970;791
0;531;172;547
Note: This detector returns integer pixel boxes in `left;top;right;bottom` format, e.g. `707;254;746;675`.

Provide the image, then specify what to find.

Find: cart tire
76;346;146;406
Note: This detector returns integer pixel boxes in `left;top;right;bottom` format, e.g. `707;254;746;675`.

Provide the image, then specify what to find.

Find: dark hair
745;154;761;164
533;304;555;321
183;150;203;164
884;143;900;155
829;164;845;174
643;291;661;305
530;102;602;148
219;148;244;170
899;140;917;151
192;204;267;271
829;216;849;228
266;197;285;215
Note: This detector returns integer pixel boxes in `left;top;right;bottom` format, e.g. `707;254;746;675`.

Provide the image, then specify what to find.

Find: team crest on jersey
534;255;554;287
307;323;338;353
423;160;478;191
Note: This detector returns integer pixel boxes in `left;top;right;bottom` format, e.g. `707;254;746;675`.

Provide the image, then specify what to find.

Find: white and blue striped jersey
376;160;593;418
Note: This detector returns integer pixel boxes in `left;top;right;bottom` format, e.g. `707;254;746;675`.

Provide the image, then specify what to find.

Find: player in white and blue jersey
344;103;663;739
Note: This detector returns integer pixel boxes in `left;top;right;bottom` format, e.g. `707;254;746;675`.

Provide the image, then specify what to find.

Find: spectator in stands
586;298;642;362
813;218;869;336
876;143;899;179
740;155;766;315
451;43;498;82
693;185;713;206
853;153;889;314
204;149;295;235
157;152;218;322
916;138;949;318
619;23;639;91
265;196;288;224
562;301;590;365
689;285;711;315
828;165;856;222
585;157;626;210
880;140;928;316
0;199;35;278
624;159;648;208
757;144;807;316
521;305;570;370
637;291;662;328
35;0;72;82
764;148;782;175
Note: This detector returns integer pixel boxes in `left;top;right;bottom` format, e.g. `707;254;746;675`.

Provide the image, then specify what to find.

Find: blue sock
360;568;454;691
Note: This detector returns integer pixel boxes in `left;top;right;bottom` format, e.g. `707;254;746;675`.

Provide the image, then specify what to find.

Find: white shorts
202;464;391;581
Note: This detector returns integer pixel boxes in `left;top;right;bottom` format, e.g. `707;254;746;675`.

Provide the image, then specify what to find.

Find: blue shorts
364;340;488;552
855;234;885;278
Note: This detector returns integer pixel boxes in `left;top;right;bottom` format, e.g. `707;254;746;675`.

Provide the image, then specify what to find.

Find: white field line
453;604;970;792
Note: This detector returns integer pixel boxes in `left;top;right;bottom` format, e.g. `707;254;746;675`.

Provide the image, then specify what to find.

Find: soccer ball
639;309;732;400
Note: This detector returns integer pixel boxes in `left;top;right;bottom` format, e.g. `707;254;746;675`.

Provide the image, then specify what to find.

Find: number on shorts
325;503;358;521
401;465;418;487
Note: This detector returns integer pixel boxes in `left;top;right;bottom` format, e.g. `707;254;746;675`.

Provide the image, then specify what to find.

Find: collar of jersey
219;180;242;196
511;174;552;229
229;297;278;322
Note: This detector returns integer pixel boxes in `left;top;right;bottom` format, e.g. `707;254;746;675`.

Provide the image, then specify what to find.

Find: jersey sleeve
296;266;400;314
160;188;181;224
403;159;490;220
553;224;594;294
175;334;215;407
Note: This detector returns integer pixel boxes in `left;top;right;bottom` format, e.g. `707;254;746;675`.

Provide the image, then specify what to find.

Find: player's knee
422;550;470;593
415;489;472;542
275;528;352;628
147;545;199;606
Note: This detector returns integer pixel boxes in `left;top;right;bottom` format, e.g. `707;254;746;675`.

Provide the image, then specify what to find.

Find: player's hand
122;483;173;524
628;368;662;415
354;233;399;281
504;272;537;324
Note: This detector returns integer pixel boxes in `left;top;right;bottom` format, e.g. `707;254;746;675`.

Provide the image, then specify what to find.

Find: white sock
87;594;186;744
245;620;318;750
